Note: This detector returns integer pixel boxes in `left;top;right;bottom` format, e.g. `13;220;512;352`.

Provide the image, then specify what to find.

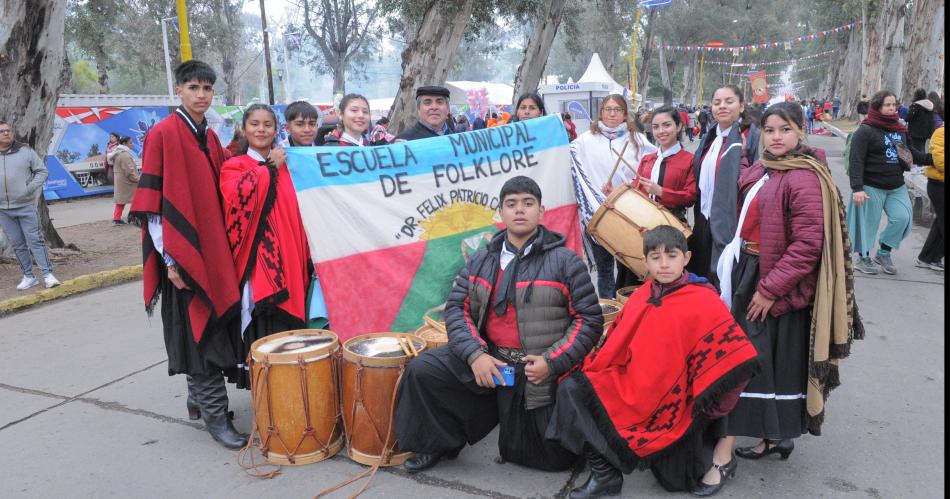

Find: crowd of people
1;56;942;498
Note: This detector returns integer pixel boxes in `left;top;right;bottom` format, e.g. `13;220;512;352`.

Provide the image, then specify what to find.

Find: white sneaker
16;276;39;290
43;274;61;288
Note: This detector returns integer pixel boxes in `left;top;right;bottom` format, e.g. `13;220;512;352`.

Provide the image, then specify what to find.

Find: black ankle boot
190;374;248;450
570;449;623;499
404;446;463;473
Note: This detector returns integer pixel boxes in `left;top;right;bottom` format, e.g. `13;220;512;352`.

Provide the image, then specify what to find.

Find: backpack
843;125;862;175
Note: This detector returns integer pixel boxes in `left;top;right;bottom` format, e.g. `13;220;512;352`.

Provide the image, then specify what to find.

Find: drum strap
316;364;406;499
238;358;282;478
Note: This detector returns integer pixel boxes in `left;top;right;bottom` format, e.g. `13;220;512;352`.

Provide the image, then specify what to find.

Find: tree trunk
636;8;658;99
679;52;698;106
512;0;567;103
598;0;619;75
215;0;241;105
0;0;68;251
388;0;475;135
333;58;346;96
94;43;109;94
860;0;905;98
902;0;945;103
835;25;865;119
657;40;674;106
880;3;907;96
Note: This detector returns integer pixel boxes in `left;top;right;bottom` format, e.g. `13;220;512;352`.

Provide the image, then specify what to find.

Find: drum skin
341;333;427;467
249;329;343;466
615;285;640;304
587;184;692;279
415;324;448;349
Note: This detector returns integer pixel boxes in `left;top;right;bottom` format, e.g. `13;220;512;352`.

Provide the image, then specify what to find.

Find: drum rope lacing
239;349;344;478
316;337;418;499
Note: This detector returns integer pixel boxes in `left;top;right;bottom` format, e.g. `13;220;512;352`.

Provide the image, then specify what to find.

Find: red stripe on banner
542;203;583;258
317;240;427;340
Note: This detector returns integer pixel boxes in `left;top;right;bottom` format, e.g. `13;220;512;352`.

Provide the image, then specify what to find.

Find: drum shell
615;285;641;304
416;324;448;349
249;329;343;466
341;333;427;467
587;184;692;279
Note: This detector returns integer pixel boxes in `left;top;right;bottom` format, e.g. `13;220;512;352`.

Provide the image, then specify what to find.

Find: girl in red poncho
220;104;312;386
547;226;758;498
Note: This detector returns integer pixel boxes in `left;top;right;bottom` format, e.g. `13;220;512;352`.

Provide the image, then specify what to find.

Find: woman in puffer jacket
704;102;862;496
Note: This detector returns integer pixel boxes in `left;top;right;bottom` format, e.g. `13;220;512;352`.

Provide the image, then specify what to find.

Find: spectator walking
857;94;870;121
108;136;139;225
562;112;577;141
0;119;60;290
916;125;944;271
472;112;487;130
104;132;119;185
454;113;470;132
847;90;933;275
833;95;841;118
905;88;936;155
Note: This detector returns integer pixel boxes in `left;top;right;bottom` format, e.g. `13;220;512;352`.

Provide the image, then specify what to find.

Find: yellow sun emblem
418;202;497;240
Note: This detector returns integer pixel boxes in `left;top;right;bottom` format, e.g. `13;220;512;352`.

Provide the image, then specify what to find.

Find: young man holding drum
395;176;603;472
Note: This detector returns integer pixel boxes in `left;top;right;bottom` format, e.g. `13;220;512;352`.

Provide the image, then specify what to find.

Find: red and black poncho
130;109;241;343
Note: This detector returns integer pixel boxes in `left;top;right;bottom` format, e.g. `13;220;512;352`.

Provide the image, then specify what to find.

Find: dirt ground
0;220;141;302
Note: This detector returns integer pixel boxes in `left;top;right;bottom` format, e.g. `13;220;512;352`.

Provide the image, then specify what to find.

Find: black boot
570;449;623;498
404;446;463;473
190;374;248;450
185;376;200;420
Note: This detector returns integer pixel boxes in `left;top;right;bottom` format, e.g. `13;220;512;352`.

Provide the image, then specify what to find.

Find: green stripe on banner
389;225;497;331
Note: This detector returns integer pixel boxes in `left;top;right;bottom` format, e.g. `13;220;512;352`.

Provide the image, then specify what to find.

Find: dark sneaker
112;219;127;226
872;253;896;275
854;256;879;275
916;258;944;272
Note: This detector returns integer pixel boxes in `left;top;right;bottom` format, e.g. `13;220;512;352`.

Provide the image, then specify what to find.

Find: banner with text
286;115;581;340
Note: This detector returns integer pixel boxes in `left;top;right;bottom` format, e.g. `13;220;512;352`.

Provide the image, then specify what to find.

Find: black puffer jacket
444;226;602;410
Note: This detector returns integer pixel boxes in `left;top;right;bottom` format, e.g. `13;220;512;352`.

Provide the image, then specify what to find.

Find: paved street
0;134;943;498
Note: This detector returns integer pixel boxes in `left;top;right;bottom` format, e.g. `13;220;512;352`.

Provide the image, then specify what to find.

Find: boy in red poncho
546;225;759;498
131;61;250;450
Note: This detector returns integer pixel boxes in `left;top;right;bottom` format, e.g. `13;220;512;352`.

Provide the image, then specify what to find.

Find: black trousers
919;179;945;264
394;347;576;471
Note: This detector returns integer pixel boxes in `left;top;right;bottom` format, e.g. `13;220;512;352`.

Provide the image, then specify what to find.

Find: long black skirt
235;310;296;389
724;252;810;439
546;372;717;493
687;210;717;288
394;347;576;471
161;273;243;382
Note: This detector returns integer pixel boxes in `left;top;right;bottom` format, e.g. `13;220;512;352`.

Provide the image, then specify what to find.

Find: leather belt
741;240;760;255
492;346;526;365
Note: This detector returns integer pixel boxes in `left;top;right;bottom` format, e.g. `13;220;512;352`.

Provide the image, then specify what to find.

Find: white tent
538;53;637;134
576;53;628;97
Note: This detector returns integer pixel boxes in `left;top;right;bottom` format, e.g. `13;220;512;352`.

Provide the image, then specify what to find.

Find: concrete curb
822;122;848;139
0;264;142;317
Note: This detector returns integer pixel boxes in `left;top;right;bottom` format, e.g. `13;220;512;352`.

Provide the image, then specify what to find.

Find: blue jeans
0;203;52;278
586;235;616;299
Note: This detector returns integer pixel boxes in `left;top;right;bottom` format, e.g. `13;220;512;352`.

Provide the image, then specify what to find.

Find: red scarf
580;274;758;458
862;107;908;133
130;112;240;343
220;154;310;325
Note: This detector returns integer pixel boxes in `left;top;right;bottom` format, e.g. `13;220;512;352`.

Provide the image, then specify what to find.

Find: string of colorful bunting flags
724;61;832;78
655;21;861;52
705;49;839;67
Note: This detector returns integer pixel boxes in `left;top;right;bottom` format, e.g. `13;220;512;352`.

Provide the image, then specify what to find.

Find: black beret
415;85;450;99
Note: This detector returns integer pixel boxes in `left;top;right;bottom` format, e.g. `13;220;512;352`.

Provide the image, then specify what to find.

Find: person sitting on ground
395;86;458;141
281;100;322;147
395;175;603;473
0;119;60;290
547;225;758;498
108;136;139;225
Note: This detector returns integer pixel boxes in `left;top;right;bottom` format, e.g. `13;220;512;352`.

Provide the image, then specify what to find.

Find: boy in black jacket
394;176;603;472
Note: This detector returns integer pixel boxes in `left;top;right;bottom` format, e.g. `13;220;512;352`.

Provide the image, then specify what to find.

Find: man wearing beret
395;85;458;141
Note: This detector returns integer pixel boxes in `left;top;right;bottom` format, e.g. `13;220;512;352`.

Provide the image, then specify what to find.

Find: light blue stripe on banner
287;114;568;190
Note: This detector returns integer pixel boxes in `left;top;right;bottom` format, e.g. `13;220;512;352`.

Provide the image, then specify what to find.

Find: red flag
749;71;770;104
